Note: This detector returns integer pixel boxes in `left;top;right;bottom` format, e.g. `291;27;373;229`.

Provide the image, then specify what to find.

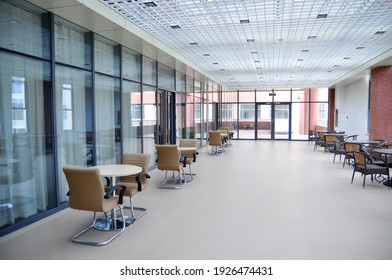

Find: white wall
334;75;370;139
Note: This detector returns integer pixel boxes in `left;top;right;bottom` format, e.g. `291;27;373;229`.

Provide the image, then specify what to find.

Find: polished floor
1;140;392;260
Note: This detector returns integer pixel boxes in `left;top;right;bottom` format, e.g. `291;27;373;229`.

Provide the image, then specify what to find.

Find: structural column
369;66;392;143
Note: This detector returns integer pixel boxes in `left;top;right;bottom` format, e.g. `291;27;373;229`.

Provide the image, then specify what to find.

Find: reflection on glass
142;86;156;167
122;81;141;154
1;53;53;229
56;65;93;202
95;74;120;165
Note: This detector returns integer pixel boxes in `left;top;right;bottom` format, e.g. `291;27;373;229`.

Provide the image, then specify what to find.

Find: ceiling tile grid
100;0;392;89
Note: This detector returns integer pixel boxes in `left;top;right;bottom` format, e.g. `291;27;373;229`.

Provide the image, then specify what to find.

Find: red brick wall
369;66;392;143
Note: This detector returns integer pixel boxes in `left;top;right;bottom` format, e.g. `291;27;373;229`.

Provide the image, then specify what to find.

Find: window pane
54;17;92;69
143;57;156;86
56;65;93;203
95;74;121;164
122;80;142;154
122;48;141;82
0;52;54;229
94;36;120;77
0;1;50;59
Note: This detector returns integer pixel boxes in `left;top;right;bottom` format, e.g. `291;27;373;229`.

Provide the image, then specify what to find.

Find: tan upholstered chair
324;134;337;153
117;153;151;222
331;139;345;163
208;131;224;155
179;139;198;179
313;131;327;151
63;166;126;246
351;151;390;189
217;128;229;146
156;145;187;189
343;142;361;167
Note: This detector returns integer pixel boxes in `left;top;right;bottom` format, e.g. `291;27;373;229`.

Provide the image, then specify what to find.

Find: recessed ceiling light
213;62;218;65
190;42;198;45
375;31;385;35
343;57;351;59
254;60;260;63
7;19;19;24
144;1;157;7
203;53;210;56
240;19;249;24
170;25;181;29
334;65;340;67
356;46;365;49
247;38;255;42
297;59;304;61
307;35;316;39
220;69;225;71
251;51;258;54
302;49;309;52
317;14;328;19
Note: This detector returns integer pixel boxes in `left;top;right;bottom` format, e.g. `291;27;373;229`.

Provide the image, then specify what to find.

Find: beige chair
313;131;327;151
343;142;361;167
156;145;187;189
179;139;198;179
208;131;224;155
324;134;337;153
63;166;126;246
117;153;151;222
217;128;228;146
351;151;390;189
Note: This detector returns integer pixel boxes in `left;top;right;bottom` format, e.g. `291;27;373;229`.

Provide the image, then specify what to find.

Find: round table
90;164;142;229
373;148;392;188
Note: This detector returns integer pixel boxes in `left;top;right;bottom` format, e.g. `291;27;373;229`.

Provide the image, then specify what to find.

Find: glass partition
1;52;54;229
142;85;157;167
94;74;121;165
122;80;142;154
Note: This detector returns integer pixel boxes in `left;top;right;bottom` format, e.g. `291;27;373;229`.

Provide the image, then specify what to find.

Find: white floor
1;140;392;260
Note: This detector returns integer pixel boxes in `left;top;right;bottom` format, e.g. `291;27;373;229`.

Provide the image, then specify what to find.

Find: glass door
274;103;290;139
256;103;290;139
256;103;272;139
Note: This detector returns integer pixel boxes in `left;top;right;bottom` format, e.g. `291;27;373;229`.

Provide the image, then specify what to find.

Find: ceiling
28;0;392;89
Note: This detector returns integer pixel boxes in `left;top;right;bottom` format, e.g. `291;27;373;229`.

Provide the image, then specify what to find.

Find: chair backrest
120;153;151;185
316;131;327;140
156;145;181;171
324;135;337;143
344;142;361;153
209;131;222;146
179;139;198;148
179;139;198;161
63;166;106;212
353;151;367;166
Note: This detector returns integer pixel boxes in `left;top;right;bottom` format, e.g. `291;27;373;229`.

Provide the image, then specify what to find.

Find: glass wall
0;1;55;232
0;53;54;229
0;0;217;236
220;88;329;140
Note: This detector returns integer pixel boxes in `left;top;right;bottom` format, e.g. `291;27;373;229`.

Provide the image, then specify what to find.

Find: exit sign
269;93;276;96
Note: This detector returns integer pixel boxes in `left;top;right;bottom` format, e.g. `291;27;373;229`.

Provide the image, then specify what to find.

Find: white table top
178;146;197;152
345;140;381;144
90;164;142;177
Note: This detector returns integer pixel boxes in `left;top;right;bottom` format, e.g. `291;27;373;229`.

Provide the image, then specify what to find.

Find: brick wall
369;66;392;143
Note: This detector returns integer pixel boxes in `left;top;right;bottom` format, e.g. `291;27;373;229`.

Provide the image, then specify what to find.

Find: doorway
256;103;290;140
